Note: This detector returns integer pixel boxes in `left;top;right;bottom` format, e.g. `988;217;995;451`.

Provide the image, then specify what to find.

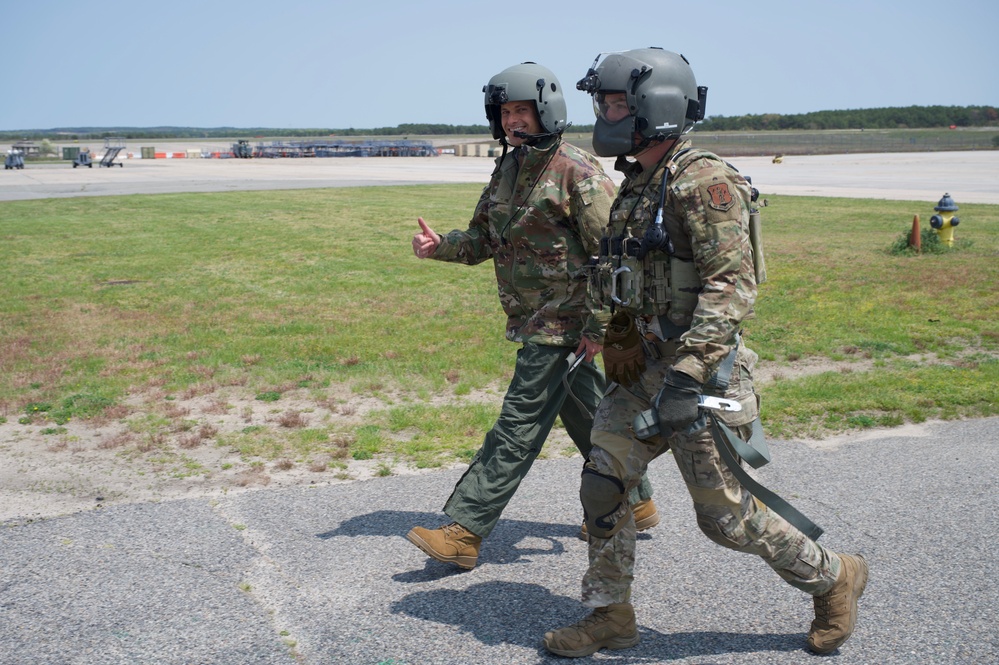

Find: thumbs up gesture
412;217;441;259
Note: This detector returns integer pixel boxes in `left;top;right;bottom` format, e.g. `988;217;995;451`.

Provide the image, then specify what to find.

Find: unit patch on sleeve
706;182;735;211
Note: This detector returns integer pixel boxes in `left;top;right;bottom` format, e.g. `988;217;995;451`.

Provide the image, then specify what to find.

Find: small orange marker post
910;214;921;253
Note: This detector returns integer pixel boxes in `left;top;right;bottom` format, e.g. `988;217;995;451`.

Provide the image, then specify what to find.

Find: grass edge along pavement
0;185;997;482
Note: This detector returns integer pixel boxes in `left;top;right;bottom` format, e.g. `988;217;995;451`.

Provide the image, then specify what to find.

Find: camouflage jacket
603;139;758;384
431;137;615;346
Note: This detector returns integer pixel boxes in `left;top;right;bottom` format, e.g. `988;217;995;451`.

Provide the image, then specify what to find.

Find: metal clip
633;396;743;439
610;266;632;306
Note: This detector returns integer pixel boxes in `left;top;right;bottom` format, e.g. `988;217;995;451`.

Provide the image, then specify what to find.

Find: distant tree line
2;106;995;141
0;124;496;141
698;105;998;131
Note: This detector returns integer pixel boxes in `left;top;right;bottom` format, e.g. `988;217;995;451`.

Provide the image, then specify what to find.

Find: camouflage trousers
581;342;841;608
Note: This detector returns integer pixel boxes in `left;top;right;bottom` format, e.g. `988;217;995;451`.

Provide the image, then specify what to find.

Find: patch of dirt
0;352;979;524
0;384;497;524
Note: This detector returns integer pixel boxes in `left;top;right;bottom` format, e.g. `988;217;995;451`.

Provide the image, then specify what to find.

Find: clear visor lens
594;92;631;124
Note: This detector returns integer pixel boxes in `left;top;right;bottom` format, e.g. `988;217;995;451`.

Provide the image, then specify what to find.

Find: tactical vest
588;148;717;333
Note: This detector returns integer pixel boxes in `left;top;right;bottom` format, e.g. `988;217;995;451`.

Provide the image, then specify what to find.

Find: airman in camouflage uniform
543;48;868;658
406;62;658;571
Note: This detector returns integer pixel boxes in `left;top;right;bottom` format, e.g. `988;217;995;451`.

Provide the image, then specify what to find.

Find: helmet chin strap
512;123;570;146
629;131;667;156
493;122;569;176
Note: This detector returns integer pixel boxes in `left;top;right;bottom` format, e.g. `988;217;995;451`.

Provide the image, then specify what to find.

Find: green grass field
1;185;997;471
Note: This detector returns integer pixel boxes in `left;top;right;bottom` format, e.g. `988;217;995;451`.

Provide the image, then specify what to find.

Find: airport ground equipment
232;140;254;158
73;149;93;168
4;149;25;170
100;137;126;167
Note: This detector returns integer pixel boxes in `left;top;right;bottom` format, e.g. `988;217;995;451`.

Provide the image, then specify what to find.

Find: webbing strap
708;413;824;541
562;352;594;420
705;342;739;391
713;415;771;468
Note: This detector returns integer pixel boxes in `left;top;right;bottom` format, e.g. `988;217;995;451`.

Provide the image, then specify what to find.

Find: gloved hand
655;367;702;433
602;314;645;386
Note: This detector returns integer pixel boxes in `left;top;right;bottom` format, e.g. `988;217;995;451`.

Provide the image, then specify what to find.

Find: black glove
655;368;702;433
602;314;645;386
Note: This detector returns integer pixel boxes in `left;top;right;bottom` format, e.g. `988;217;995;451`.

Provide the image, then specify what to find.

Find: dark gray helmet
576;47;707;157
483;62;567;140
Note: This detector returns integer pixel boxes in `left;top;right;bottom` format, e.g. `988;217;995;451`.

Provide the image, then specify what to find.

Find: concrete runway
2;150;997;204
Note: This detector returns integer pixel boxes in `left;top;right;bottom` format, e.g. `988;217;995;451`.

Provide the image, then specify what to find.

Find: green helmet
483;62;567;141
576;47;707;157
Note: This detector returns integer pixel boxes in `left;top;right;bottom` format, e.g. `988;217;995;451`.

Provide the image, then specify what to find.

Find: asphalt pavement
2;417;998;664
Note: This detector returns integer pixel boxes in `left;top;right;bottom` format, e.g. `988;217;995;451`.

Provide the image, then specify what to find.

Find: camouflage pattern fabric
430;137;653;540
580;142;842;608
590;140;760;383
432;137;615;346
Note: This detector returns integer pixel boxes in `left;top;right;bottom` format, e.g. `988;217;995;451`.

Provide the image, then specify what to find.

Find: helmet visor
593;91;632;124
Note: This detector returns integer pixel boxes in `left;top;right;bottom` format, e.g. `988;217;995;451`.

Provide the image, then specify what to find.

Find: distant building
12;140;40;156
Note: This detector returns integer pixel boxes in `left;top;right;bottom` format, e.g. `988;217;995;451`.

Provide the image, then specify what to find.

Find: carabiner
610;265;632;306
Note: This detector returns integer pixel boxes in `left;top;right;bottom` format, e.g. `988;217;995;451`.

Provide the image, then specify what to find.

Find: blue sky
2;0;996;131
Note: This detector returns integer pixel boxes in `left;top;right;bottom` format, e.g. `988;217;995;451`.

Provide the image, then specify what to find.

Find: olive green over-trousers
444;342;653;538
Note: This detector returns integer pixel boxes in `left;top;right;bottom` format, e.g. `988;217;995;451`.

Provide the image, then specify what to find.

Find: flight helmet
483;62;567;141
576;47;707;156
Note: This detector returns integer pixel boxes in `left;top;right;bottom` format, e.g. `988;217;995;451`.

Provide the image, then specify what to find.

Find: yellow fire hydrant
929;193;960;247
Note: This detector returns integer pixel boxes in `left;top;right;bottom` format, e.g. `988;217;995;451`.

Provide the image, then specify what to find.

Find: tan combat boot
406;522;481;570
632;498;661;531
543;603;640;657
807;553;869;653
579;498;660;540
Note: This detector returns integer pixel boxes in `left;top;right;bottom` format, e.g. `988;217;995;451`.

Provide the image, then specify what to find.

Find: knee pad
581;467;629;538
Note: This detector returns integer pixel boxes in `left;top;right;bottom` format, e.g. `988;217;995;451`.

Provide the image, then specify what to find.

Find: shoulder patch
706;182;735;211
